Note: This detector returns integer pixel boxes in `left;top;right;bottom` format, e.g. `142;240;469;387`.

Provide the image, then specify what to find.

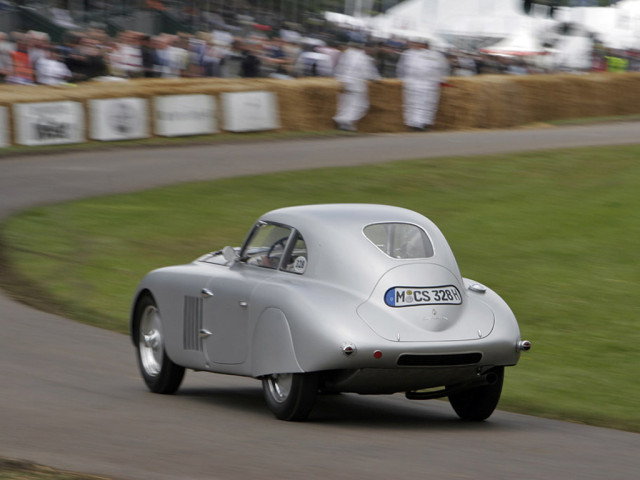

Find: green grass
1;144;639;433
0;459;114;480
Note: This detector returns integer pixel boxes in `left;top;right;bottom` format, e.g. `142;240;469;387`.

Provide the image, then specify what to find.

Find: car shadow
178;385;266;412
176;386;517;432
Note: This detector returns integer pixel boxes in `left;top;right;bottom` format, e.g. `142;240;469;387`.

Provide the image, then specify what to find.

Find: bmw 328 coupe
131;204;530;421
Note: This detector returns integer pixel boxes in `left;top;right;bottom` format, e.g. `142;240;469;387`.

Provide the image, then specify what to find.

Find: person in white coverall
332;43;381;131
396;39;449;131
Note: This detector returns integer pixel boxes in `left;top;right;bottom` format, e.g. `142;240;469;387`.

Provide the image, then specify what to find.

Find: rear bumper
320;365;495;394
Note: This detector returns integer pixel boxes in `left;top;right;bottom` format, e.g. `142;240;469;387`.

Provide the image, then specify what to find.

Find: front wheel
134;294;185;394
448;367;504;421
262;372;319;421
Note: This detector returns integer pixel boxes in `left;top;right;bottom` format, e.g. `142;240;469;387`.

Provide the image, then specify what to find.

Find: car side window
364;223;434;259
242;223;292;269
282;232;307;275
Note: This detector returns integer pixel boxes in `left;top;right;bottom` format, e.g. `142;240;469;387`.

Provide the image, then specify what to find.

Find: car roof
259;204;462;288
261;204;430;229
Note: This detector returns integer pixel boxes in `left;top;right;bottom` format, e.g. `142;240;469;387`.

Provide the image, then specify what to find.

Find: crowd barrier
1;73;639;149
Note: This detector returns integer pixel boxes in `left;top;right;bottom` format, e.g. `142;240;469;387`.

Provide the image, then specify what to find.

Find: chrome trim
201;288;214;298
139;305;164;377
199;329;212;339
517;340;532;352
342;343;357;356
265;374;293;404
468;283;487;294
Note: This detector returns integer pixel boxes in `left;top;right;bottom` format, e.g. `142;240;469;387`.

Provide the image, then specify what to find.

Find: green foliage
1;144;639;432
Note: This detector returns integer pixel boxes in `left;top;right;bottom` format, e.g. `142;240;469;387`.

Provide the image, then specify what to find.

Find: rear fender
251;308;303;377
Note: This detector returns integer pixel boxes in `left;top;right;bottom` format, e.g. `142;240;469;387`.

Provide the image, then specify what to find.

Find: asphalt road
1;124;640;480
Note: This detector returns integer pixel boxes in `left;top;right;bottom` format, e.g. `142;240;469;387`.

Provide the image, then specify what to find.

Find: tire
134;294;185;394
448;367;504;421
262;372;319;421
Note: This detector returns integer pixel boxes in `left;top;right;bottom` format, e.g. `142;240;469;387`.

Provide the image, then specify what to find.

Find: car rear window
364;223;434;259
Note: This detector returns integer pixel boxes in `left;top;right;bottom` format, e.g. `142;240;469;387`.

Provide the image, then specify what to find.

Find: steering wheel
266;237;288;261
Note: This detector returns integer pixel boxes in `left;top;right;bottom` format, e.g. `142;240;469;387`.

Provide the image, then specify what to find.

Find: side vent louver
183;296;203;351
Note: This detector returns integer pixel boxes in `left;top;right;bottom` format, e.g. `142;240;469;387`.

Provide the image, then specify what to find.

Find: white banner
90;97;149;141
14;101;85;146
154;94;217;137
222;91;280;132
0;107;7;148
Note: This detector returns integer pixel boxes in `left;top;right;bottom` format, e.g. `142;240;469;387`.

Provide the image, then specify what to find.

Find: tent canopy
480;28;548;56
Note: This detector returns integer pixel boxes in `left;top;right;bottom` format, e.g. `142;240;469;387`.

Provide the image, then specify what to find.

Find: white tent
551;0;640;49
480;23;548;56
328;0;639;51
366;0;440;43
370;0;530;40
324;11;368;29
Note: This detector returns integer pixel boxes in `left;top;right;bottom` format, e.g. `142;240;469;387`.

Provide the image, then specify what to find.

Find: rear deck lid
357;263;494;342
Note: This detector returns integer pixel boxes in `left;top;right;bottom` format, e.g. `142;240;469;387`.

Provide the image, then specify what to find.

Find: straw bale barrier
1;72;639;144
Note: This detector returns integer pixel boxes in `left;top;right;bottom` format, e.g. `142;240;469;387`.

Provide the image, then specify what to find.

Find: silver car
131;204;530;421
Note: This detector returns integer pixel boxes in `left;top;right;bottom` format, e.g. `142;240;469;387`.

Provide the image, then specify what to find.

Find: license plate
385;285;462;307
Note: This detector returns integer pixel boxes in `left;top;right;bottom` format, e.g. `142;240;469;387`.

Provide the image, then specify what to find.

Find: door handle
199;329;212;339
201;288;214;298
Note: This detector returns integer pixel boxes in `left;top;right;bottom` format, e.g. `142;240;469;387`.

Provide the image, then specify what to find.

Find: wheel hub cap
268;374;293;403
139;306;163;377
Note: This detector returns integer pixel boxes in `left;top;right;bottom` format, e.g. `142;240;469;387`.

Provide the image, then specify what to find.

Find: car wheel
262;372;319;421
135;294;185;394
448;367;504;421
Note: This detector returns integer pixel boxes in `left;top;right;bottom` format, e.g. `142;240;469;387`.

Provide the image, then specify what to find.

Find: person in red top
8;33;35;85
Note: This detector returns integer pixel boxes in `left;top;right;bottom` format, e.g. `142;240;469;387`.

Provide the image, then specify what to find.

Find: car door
200;265;275;365
201;222;293;365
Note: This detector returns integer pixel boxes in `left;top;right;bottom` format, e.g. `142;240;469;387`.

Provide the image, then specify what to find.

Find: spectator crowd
2;18;640;88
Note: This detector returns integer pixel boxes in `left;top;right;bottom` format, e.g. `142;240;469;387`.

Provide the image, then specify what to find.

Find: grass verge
0;129;355;159
1;144;639;435
0;458;116;480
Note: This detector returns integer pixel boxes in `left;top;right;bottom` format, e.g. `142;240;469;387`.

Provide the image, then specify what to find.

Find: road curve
1;124;639;480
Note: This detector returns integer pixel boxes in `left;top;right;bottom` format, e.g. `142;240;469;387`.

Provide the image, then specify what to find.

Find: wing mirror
222;246;239;264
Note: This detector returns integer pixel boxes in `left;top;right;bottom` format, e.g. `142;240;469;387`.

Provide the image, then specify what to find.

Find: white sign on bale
0;107;8;148
154;94;217;137
222;91;280;132
14;101;85;146
90;97;149;141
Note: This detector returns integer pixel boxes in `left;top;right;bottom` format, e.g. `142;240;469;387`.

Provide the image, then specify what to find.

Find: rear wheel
262;373;318;421
135;294;185;394
448;367;504;421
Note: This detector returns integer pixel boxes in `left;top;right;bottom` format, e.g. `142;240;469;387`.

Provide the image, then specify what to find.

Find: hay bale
566;74;609;118
603;73;640;115
512;74;566;123
268;78;339;131
2;72;640;144
479;76;524;128
437;77;482;129
359;79;404;133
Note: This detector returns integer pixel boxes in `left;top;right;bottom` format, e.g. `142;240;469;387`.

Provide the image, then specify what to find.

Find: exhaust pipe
406;371;499;400
484;371;499;385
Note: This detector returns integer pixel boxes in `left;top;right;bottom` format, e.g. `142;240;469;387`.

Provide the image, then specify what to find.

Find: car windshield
364;223;434;259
